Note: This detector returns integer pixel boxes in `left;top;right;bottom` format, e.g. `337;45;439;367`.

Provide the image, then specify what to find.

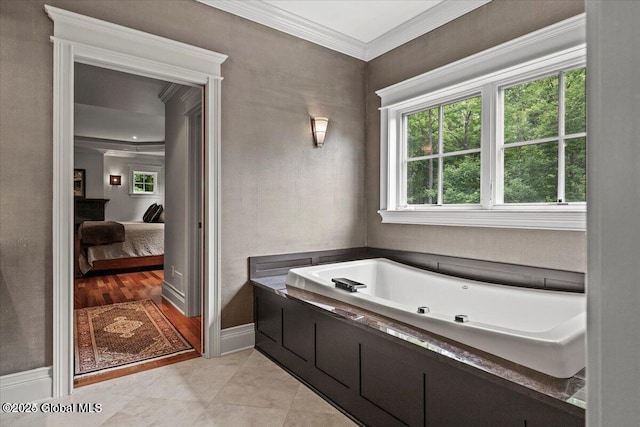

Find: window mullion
502;136;562;147
481;84;493;209
495;85;505;205
398;113;406;208
558;71;566;203
437;106;444;205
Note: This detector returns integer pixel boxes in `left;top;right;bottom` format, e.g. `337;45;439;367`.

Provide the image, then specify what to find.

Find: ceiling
198;0;491;61
74;64;170;156
263;0;443;43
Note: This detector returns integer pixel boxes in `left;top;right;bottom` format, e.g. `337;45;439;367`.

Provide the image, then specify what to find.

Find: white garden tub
285;258;585;378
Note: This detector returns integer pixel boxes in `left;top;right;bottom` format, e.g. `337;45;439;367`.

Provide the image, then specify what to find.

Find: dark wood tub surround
250;249;586;427
250;247;585;292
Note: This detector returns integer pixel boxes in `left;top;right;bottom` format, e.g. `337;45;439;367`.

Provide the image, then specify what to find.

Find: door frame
186;101;203;320
46;5;227;397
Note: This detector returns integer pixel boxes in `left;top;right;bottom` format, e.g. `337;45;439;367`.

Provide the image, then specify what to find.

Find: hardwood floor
73;268;202;387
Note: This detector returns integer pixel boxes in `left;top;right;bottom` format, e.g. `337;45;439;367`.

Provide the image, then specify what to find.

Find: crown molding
180;86;202;112
158;83;182;103
197;0;491;62
365;0;492;61
75;137;165;157
198;0;366;59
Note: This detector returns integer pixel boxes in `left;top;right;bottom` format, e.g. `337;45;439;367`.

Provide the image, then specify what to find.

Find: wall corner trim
0;367;53;403
220;323;255;356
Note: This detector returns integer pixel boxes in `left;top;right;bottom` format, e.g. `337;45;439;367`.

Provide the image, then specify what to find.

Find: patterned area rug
74;300;192;375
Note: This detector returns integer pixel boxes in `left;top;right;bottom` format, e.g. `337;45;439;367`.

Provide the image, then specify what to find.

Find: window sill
129;192;160;197
377;208;586;231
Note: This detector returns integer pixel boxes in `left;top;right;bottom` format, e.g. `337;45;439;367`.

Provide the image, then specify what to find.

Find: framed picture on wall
74;169;86;198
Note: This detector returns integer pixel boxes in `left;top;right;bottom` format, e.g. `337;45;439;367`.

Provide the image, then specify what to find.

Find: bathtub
285;258;586;378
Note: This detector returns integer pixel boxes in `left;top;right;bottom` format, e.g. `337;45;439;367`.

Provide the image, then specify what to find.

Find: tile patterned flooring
1;350;358;427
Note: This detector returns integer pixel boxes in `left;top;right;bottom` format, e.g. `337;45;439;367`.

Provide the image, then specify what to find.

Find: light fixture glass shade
109;175;122;185
311;117;329;147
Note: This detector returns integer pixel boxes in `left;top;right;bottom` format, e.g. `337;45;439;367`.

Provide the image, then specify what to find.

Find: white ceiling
74;64;171;156
199;0;491;61
263;0;443;43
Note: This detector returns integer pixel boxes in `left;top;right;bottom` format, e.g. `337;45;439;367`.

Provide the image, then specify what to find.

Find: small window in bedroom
131;171;158;194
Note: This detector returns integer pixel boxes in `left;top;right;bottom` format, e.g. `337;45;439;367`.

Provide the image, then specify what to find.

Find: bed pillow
149;204;164;223
143;203;158;222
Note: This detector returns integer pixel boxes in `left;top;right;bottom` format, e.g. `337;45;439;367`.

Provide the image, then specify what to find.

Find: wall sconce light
311;117;329;147
109;175;122;186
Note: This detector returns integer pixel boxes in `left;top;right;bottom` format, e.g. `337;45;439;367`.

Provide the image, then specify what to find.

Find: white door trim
185;101;203;318
45;5;227;398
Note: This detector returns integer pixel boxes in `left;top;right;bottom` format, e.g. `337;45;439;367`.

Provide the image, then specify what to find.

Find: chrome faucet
332;278;366;293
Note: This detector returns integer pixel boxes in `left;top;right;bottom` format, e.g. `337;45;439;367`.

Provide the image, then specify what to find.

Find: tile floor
1;350;358;427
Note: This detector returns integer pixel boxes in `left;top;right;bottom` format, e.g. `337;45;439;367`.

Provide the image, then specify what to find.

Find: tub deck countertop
251;275;586;418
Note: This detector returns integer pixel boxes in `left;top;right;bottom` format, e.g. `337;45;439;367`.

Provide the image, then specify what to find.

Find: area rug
74;300;192;375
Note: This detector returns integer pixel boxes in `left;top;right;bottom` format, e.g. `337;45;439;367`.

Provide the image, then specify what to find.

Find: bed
78;221;164;274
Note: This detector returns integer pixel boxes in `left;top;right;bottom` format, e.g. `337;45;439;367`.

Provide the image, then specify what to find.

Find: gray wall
163;86;191;304
218;14;366;327
366;0;586;272
0;0;366;375
103;154;165;221
586;2;640;426
73;150;104;199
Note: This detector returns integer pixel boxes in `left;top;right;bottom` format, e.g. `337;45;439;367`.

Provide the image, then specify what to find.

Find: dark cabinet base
253;285;584;427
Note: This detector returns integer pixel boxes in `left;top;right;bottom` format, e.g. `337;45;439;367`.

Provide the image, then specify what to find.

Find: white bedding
79;221;164;274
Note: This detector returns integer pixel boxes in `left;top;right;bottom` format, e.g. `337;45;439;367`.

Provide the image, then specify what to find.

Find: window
501;68;586;204
405;95;482;206
377;15;586;230
132;171;157;194
128;165;162;196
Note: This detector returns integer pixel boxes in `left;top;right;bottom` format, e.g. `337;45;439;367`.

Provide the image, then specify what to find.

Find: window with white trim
500;68;586;204
128;164;163;196
404;94;482;206
377;15;586;230
130;170;158;195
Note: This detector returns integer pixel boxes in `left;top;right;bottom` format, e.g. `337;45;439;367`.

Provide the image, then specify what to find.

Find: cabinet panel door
314;316;407;427
521;400;584;427
282;301;314;361
360;344;425;427
425;362;522;427
314;315;359;389
255;288;281;343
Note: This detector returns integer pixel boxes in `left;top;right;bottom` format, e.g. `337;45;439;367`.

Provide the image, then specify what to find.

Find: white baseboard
162;281;185;314
0;367;53;402
220;323;255;355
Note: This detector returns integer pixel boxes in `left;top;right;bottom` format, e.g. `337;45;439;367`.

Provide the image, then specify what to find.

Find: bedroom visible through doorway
72;63;204;385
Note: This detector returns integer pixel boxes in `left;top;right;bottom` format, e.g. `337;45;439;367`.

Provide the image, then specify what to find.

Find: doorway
72;64;204;385
47;5;226;397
